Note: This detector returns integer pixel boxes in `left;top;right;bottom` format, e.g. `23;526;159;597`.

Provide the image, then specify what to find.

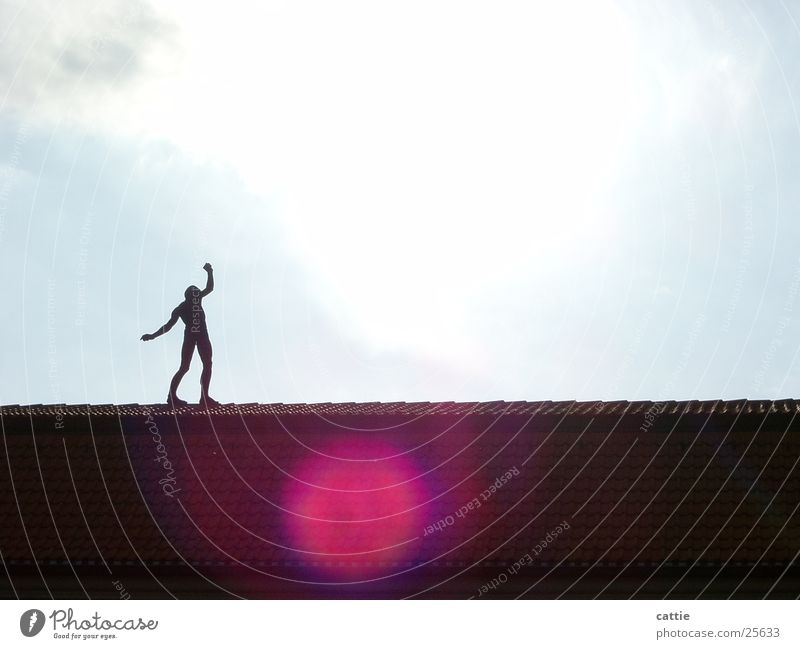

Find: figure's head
185;285;200;301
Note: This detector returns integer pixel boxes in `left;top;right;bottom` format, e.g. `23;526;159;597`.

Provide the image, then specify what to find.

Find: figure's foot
167;394;188;408
200;395;221;408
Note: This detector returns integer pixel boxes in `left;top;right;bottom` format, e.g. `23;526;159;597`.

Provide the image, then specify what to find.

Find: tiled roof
3;398;800;417
1;399;798;597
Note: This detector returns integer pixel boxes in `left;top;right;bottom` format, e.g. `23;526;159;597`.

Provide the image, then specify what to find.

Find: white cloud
0;0;178;126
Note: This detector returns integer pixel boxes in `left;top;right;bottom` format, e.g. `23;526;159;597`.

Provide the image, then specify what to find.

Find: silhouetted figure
141;263;220;408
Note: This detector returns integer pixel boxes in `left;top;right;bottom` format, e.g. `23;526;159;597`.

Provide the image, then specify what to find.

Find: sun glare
152;1;640;355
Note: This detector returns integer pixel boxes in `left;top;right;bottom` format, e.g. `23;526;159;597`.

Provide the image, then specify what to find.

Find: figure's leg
168;335;195;404
197;335;218;405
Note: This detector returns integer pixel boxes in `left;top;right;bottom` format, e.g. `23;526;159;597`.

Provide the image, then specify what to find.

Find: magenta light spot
282;435;431;579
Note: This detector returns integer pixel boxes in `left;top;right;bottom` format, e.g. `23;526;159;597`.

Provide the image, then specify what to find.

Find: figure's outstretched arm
141;310;179;341
200;262;214;297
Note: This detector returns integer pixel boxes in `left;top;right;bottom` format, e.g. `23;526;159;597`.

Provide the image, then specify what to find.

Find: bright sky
2;0;800;405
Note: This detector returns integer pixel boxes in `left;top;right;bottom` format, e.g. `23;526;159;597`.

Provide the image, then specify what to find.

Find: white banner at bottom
0;600;797;648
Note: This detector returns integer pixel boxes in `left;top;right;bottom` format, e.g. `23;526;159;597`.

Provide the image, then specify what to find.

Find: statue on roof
141;263;220;408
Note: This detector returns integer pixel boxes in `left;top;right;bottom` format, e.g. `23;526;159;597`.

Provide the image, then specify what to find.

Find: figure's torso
175;299;207;335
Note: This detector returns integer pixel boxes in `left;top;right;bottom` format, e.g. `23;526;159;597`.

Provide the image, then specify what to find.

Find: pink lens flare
281;435;433;578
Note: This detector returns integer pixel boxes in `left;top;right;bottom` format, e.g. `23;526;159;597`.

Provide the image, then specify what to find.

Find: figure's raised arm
141;308;180;341
200;262;214;297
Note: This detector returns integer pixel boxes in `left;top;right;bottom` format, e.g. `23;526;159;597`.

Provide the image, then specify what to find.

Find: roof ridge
0;398;795;417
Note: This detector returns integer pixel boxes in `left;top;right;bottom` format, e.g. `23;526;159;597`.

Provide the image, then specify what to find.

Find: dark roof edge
1;398;798;417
